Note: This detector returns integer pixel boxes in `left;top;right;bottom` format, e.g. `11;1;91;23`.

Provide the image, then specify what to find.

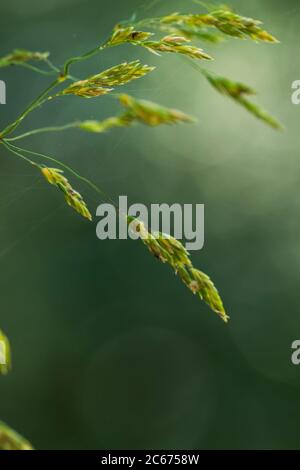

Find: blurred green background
0;0;299;450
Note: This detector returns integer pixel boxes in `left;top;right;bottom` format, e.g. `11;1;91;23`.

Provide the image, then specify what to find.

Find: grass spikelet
109;24;212;59
79;96;194;132
0;330;11;375
119;94;195;126
79;116;130;133
168;25;224;43
202;69;283;129
202;69;256;97
0;422;33;450
0;49;50;68
129;218;228;321
41;168;92;220
141;36;213;60
61;61;154;98
81;61;155;87
141;13;224;43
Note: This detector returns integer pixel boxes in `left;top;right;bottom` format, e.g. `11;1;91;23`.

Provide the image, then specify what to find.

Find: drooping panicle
0;330;11;375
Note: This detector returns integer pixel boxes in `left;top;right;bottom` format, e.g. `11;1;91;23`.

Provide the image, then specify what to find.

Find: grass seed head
189;268;229;322
153;232;191;268
62;80;113;98
157;7;278;43
79;116;130;133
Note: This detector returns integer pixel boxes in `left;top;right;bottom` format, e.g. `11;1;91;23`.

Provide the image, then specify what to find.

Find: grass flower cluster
137;34;213;59
0;49;49;68
137;5;278;43
0;1;280;324
79;94;193;133
41;167;92;221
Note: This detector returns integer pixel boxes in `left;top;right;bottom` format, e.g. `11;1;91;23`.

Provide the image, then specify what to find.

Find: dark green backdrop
0;0;299;449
